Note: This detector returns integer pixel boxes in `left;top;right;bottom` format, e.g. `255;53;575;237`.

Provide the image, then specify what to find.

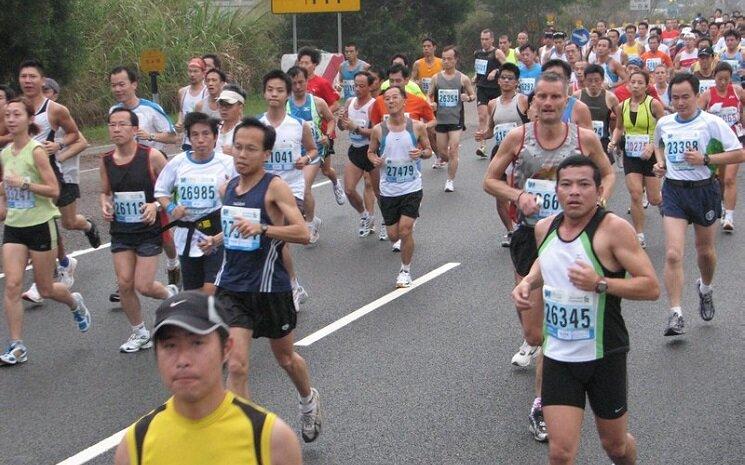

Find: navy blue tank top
215;173;290;293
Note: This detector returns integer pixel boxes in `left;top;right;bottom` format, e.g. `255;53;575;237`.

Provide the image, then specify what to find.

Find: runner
286;65;345;244
201;116;322;442
698;62;745;232
693;47;717;94
608;70;665;248
475;63;529;247
194;67;226;119
593;38;629;90
412;37;443;97
674;32;700;73
719;30;744;85
155;111;236;295
473;29;506;158
18;60;99;303
337;42;370;100
100;108;178;353
202;53;222;71
0;84;14;147
367;85;433;287
541;32;569;65
652;74;744;336
637;21;651;47
517;44;543;96
576;64;621;162
484;71;615;442
572;61;588;93
338;70;384;238
606;29;629;66
512;155;659;465
621;24;645;58
215;83;245;156
613;57;662;103
640;34;673;72
175;57;207;151
258;69;317;311
541;60;594;129
113;291;302;465
429;45;476;192
564;43;582;89
652;65;673;112
379;55;426;98
109;65;181;296
499;34;518;65
0;97;91;366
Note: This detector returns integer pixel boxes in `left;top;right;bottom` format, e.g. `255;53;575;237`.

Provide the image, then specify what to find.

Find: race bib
178;176;217;209
543;285;596;341
383;112;410;122
591;120;605;138
384;159;417;183
265;143;296;171
525;178;561;220
712;106;740;127
494;122;517;145
438;89;460;108
474;59;488;75
518;78;536;95
664;132;699;171
114;191;146;223
698;80;716;95
221;205;261;251
645;57;662;71
5;186;35;209
624;134;649;158
421;78;432;94
342;79;355;99
723;59;740;72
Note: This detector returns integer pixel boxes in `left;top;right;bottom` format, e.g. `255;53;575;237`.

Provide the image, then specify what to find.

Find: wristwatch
594;279;608;294
703;154;710;166
21;176;31;191
148;133;155;142
260;223;269;235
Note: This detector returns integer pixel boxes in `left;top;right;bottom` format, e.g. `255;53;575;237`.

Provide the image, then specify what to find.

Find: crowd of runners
1;7;744;465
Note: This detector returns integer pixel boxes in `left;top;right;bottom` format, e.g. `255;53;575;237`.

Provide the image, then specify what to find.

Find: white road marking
0;180;332;280
295;262;461;346
55;430;125;465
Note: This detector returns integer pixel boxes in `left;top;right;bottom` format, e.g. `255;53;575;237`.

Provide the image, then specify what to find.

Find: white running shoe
58;257;78;289
293;284;309;312
299;388;322;443
378;223;388;241
71;292;91;333
396;269;412;288
511;340;540;367
432;157;445;169
22;283;44;304
444;179;455;192
166;284;179;298
392;239;401;252
722;218;734;233
358;214;372;237
307;219;320;245
119;331;153;353
332;181;346;205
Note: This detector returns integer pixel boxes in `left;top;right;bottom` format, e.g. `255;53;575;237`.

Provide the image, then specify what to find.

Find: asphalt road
1;106;743;465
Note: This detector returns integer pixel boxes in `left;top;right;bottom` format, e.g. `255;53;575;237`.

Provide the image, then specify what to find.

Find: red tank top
707;84;742;133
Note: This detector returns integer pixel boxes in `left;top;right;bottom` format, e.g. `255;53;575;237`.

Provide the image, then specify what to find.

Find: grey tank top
435;71;464;125
492;94;522;125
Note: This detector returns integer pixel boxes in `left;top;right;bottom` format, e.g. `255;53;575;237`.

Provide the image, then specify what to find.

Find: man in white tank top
175;57;208;150
215;84;245;155
368;85;433;288
194;68;226;120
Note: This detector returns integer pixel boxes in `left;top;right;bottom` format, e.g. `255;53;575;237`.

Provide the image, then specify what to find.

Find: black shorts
294;197;306;217
661;178;721;226
3;219;57;252
379;190;423;226
509;224;537;276
435;123;464;133
55;182;80;208
622;137;657;176
216;288;297;339
110;233;163;257
542;352;628;420
348;144;374;172
476;86;500;106
180;247;224;290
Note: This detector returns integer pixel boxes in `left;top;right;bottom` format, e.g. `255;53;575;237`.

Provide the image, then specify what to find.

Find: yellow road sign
272;0;361;14
139;50;166;74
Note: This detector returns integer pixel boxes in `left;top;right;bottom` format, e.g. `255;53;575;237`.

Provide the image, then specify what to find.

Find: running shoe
476;146;487;159
358;214;372;237
396;270;412;288
696;279;715;321
637;235;647;249
58;257;78;289
663;311;686;336
109;285;120;303
167;265;181;287
71;292;91;332
501;231;513;248
378;223;388;241
299;388;322;443
528;408;548;442
166;284;179;298
22;283;44;304
511;340;540;367
332;181;346;205
722;218;734;233
432;157;445;169
84;218;102;248
293;284;309;312
0;342;28;366
392;239;401;252
642;192;649;209
308;217;321;245
444;179;455;192
120;331;153;353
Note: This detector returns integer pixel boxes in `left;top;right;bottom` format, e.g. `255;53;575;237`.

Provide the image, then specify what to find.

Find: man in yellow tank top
114;291;301;465
411;37;443;96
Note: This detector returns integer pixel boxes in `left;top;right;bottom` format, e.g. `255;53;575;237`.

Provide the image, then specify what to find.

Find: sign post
139;50;166;105
629;0;651;11
272;0;361;54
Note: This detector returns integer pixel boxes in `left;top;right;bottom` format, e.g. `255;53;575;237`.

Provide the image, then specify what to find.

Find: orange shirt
413;57;443;79
370;93;435;125
640;50;673;71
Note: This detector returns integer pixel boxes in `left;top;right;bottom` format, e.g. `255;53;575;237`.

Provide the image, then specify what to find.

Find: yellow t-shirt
379;79;426;98
125;392;276;465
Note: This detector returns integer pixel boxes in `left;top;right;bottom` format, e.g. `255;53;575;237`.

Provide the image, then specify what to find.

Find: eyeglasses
108;122;133;128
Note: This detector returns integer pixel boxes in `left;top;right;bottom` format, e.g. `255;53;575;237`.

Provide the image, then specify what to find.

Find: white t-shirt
259;113;307;201
110;98;175;152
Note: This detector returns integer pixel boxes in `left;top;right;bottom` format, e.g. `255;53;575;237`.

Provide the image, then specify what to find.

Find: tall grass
63;0;284;126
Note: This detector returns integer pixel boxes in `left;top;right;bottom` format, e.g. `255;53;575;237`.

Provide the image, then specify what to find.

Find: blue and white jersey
259;112;307;200
339;59;369;99
110;98;175;152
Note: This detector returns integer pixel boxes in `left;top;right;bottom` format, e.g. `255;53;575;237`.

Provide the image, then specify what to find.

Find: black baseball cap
153;291;229;338
698;46;715;57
